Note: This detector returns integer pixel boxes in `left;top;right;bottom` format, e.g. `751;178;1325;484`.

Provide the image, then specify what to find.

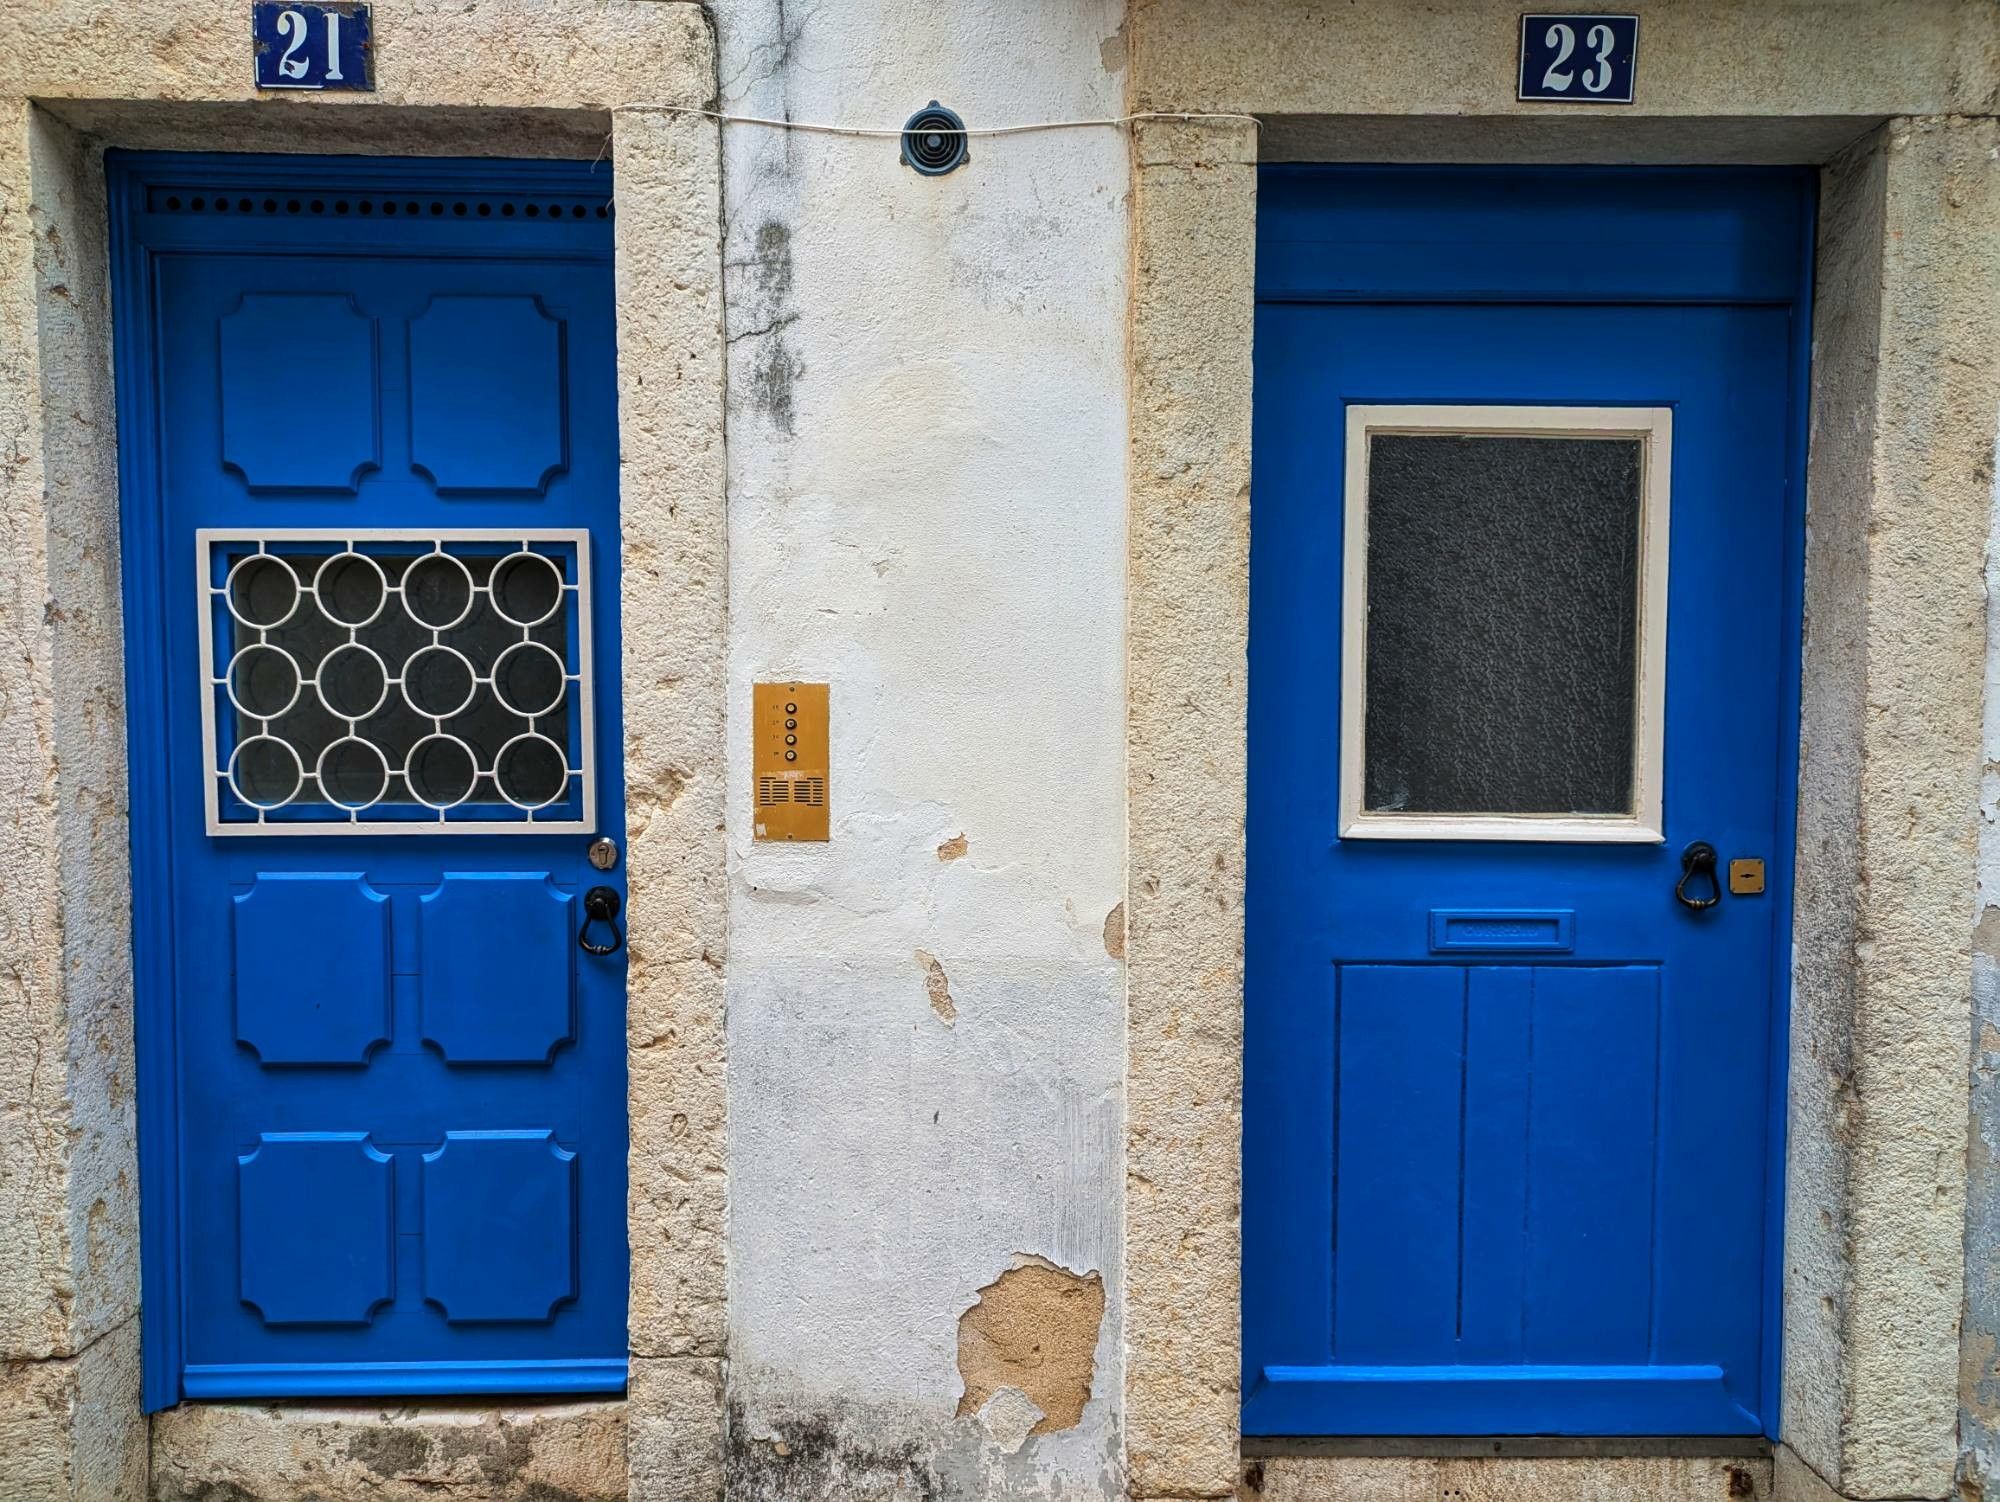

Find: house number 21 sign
252;3;374;92
1518;14;1638;103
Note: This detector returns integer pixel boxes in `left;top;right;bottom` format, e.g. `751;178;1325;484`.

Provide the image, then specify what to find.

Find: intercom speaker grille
900;102;969;176
756;776;825;807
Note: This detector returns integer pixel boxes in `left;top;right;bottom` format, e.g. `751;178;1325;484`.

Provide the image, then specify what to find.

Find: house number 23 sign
252;3;374;92
1518;14;1638;103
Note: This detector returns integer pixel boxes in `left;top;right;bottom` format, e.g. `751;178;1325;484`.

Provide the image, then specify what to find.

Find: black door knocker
1675;841;1722;912
579;886;625;955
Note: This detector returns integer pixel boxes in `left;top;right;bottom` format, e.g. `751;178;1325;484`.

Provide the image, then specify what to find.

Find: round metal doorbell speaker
900;101;969;176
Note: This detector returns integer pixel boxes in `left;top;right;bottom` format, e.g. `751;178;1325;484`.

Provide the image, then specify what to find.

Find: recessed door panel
419;874;577;1064
219;293;380;493
408;294;570;495
232;873;391;1066
238;1133;395;1325
422;1130;578;1322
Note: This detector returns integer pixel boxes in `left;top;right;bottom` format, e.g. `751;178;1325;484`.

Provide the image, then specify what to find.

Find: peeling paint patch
1977;903;2000;959
972;1385;1044;1455
1102;901;1125;961
936;832;968;862
955;1254;1105;1436
915;948;957;1026
1099;24;1128;74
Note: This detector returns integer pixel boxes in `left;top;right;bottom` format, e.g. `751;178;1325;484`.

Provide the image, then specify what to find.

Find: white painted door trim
1338;403;1672;843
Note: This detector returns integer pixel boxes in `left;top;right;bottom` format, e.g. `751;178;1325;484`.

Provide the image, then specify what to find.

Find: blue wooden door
112;155;628;1407
1244;169;1812;1437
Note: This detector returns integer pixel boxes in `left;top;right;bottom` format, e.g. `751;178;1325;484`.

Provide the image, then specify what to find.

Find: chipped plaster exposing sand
956;1256;1108;1438
916;948;960;1027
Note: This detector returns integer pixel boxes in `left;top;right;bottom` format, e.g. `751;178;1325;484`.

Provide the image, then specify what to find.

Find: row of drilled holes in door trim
147;190;612;221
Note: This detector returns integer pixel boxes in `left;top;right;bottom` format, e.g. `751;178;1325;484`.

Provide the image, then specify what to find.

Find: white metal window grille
197;528;595;835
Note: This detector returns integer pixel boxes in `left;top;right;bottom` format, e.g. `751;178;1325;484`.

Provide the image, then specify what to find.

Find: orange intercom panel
753;681;829;842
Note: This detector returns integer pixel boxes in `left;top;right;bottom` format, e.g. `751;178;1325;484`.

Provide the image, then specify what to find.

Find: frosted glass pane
1362;432;1642;816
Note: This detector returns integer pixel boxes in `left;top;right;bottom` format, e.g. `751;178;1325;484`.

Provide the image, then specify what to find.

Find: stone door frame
1121;6;2000;1498
0;6;729;1495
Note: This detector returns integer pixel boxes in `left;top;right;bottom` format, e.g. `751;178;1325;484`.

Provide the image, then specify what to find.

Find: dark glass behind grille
1361;432;1642;816
232;550;570;806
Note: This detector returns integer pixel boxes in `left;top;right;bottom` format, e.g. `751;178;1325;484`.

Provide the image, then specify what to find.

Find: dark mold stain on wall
345;1427;432;1479
727;1399;944;1502
727;219;805;435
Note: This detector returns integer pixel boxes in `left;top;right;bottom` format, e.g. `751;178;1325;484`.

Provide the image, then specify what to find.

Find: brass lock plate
753;681;829;842
1728;858;1766;896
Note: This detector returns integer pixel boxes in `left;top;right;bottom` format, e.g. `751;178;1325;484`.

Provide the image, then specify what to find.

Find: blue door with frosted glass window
1244;168;1812;1436
112;154;628;1408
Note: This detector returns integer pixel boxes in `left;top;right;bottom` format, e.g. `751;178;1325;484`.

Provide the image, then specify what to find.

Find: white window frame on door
1339;403;1672;843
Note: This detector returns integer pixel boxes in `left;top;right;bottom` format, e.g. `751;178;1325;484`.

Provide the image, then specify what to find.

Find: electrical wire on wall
606;105;1262;140
594;104;1259;172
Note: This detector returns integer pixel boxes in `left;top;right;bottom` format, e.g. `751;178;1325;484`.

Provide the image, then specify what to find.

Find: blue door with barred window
1244;168;1811;1436
112;154;628;1408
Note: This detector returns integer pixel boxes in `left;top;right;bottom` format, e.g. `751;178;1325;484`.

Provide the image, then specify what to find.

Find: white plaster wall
709;2;1131;1497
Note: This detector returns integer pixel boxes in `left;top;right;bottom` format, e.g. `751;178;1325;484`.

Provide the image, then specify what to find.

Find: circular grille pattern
900;102;969;177
316;643;390;720
493;641;569;718
205;537;588;827
226;554;302;630
317;736;392;811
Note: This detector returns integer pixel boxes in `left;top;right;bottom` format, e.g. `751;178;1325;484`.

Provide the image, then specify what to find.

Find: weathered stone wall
1781;123;1887;1491
1793;115;2000;1502
148;1401;628;1502
1959;109;2000;1502
1254;1452;1773;1502
1123;113;1257;1502
610;94;730;1502
1128;0;1997;118
0;1321;145;1501
3;95;137;1389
